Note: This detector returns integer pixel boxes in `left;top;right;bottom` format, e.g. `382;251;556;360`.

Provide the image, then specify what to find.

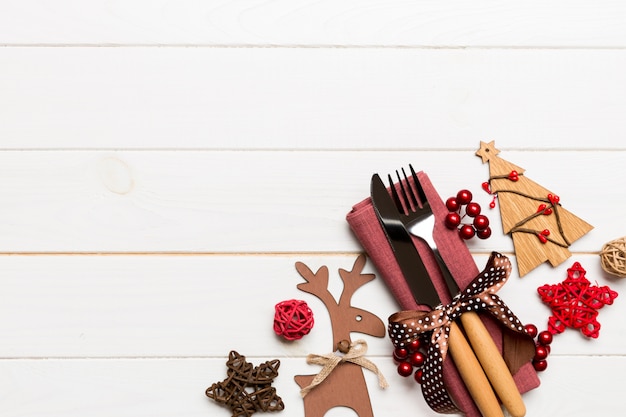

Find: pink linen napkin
346;170;539;417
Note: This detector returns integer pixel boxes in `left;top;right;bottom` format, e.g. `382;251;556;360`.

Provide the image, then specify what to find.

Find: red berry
533;359;548;372
476;227;492;239
459;224;475;240
414;369;424;384
393;347;409;362
446;197;459;212
445;212;461;229
524;323;538;338
397;361;413;377
409;351;425;367
538;331;553;345
534;345;549;361
456;189;473;205
465;202;481;217
473;214;489;230
408;338;422;352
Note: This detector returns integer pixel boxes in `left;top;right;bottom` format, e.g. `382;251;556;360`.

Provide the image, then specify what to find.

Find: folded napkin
346;170;539;417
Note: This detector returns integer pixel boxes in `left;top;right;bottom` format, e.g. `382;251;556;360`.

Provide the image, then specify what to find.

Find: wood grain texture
0;356;623;417
0;150;622;253
1;0;626;47
1;2;625;415
1;48;626;149
0;254;622;359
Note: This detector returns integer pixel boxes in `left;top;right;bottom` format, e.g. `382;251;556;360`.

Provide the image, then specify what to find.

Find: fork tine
395;170;412;212
387;173;404;213
409;164;428;204
401;167;419;208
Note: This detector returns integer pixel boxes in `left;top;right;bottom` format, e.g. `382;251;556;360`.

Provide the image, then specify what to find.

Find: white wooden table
1;2;625;416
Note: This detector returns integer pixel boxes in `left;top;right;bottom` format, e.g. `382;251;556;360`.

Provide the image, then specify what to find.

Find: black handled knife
370;173;440;308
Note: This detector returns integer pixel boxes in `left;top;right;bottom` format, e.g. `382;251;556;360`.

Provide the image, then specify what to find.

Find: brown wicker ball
600;236;626;278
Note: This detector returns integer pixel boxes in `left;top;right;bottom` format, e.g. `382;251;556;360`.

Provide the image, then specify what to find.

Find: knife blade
370;173;439;308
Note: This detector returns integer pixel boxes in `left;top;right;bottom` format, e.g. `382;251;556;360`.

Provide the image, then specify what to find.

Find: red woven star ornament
537;262;618;338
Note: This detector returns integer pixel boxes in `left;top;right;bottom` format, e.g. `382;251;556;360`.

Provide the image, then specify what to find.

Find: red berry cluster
445;189;492;240
393;338;426;384
524;323;553;372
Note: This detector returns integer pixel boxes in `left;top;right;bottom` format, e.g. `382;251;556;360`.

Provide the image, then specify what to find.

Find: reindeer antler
338;254;375;307
295;256;385;350
295;262;338;311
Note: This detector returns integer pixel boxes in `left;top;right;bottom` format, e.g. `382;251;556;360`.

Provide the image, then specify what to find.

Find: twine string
299;339;388;397
488;172;571;246
600;237;626;277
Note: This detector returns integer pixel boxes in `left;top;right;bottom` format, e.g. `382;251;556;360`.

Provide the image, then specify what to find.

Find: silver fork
389;166;460;297
390;165;526;417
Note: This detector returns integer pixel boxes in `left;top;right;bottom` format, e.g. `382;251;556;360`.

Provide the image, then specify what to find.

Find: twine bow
300;339;389;397
388;252;527;414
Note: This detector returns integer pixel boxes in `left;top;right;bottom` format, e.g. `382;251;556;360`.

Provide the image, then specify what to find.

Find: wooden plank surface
0;356;623;416
1;2;625;416
1;48;626;149
1;0;626;47
0;150;621;253
0;254;621;359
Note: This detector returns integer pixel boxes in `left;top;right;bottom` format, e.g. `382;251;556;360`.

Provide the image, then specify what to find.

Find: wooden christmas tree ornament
477;141;593;277
294;254;387;417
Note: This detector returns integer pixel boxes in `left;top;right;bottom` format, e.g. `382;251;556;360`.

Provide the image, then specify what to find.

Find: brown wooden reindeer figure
294;254;386;417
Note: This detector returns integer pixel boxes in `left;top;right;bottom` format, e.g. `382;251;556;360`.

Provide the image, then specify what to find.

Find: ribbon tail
347;356;389;389
300;354;341;397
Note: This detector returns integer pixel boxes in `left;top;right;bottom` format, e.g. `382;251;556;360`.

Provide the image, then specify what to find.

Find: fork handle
448;322;504;417
460;312;526;417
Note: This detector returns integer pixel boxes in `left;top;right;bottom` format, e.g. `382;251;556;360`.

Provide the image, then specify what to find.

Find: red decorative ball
465;202;482;217
408;338;422;352
538;330;553;345
414;369;424;384
533;359;548;372
459;224;476;240
273;299;314;341
456;189;473;205
409;351;425;367
476;227;492;240
445;212;461;229
534;345;549;361
446;197;459;212
473;214;489;230
397;361;414;377
393;347;409;362
524;323;538;338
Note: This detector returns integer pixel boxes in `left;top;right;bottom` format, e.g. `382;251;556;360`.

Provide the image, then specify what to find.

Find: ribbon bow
300;339;388;397
388;252;527;414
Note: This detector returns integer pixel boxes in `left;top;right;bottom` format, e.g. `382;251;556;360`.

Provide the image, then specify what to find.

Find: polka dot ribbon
388;252;526;414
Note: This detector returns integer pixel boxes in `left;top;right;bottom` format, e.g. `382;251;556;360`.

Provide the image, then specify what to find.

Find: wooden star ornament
537;262;618;339
206;350;284;417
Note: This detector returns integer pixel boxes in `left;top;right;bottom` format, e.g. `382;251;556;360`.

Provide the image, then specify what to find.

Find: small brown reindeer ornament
294;254;387;417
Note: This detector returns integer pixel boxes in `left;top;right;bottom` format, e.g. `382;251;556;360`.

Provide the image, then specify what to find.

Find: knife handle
448;322;504;417
460;312;526;417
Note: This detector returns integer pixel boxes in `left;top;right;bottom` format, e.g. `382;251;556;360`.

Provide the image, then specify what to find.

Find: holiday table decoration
294;254;387;417
477;141;593;277
205;350;284;417
273;299;314;341
347;171;539;417
388;252;532;415
444;189;492;240
600;236;626;278
537;261;618;339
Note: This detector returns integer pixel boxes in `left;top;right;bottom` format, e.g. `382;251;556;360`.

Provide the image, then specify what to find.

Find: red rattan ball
273;299;314;341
